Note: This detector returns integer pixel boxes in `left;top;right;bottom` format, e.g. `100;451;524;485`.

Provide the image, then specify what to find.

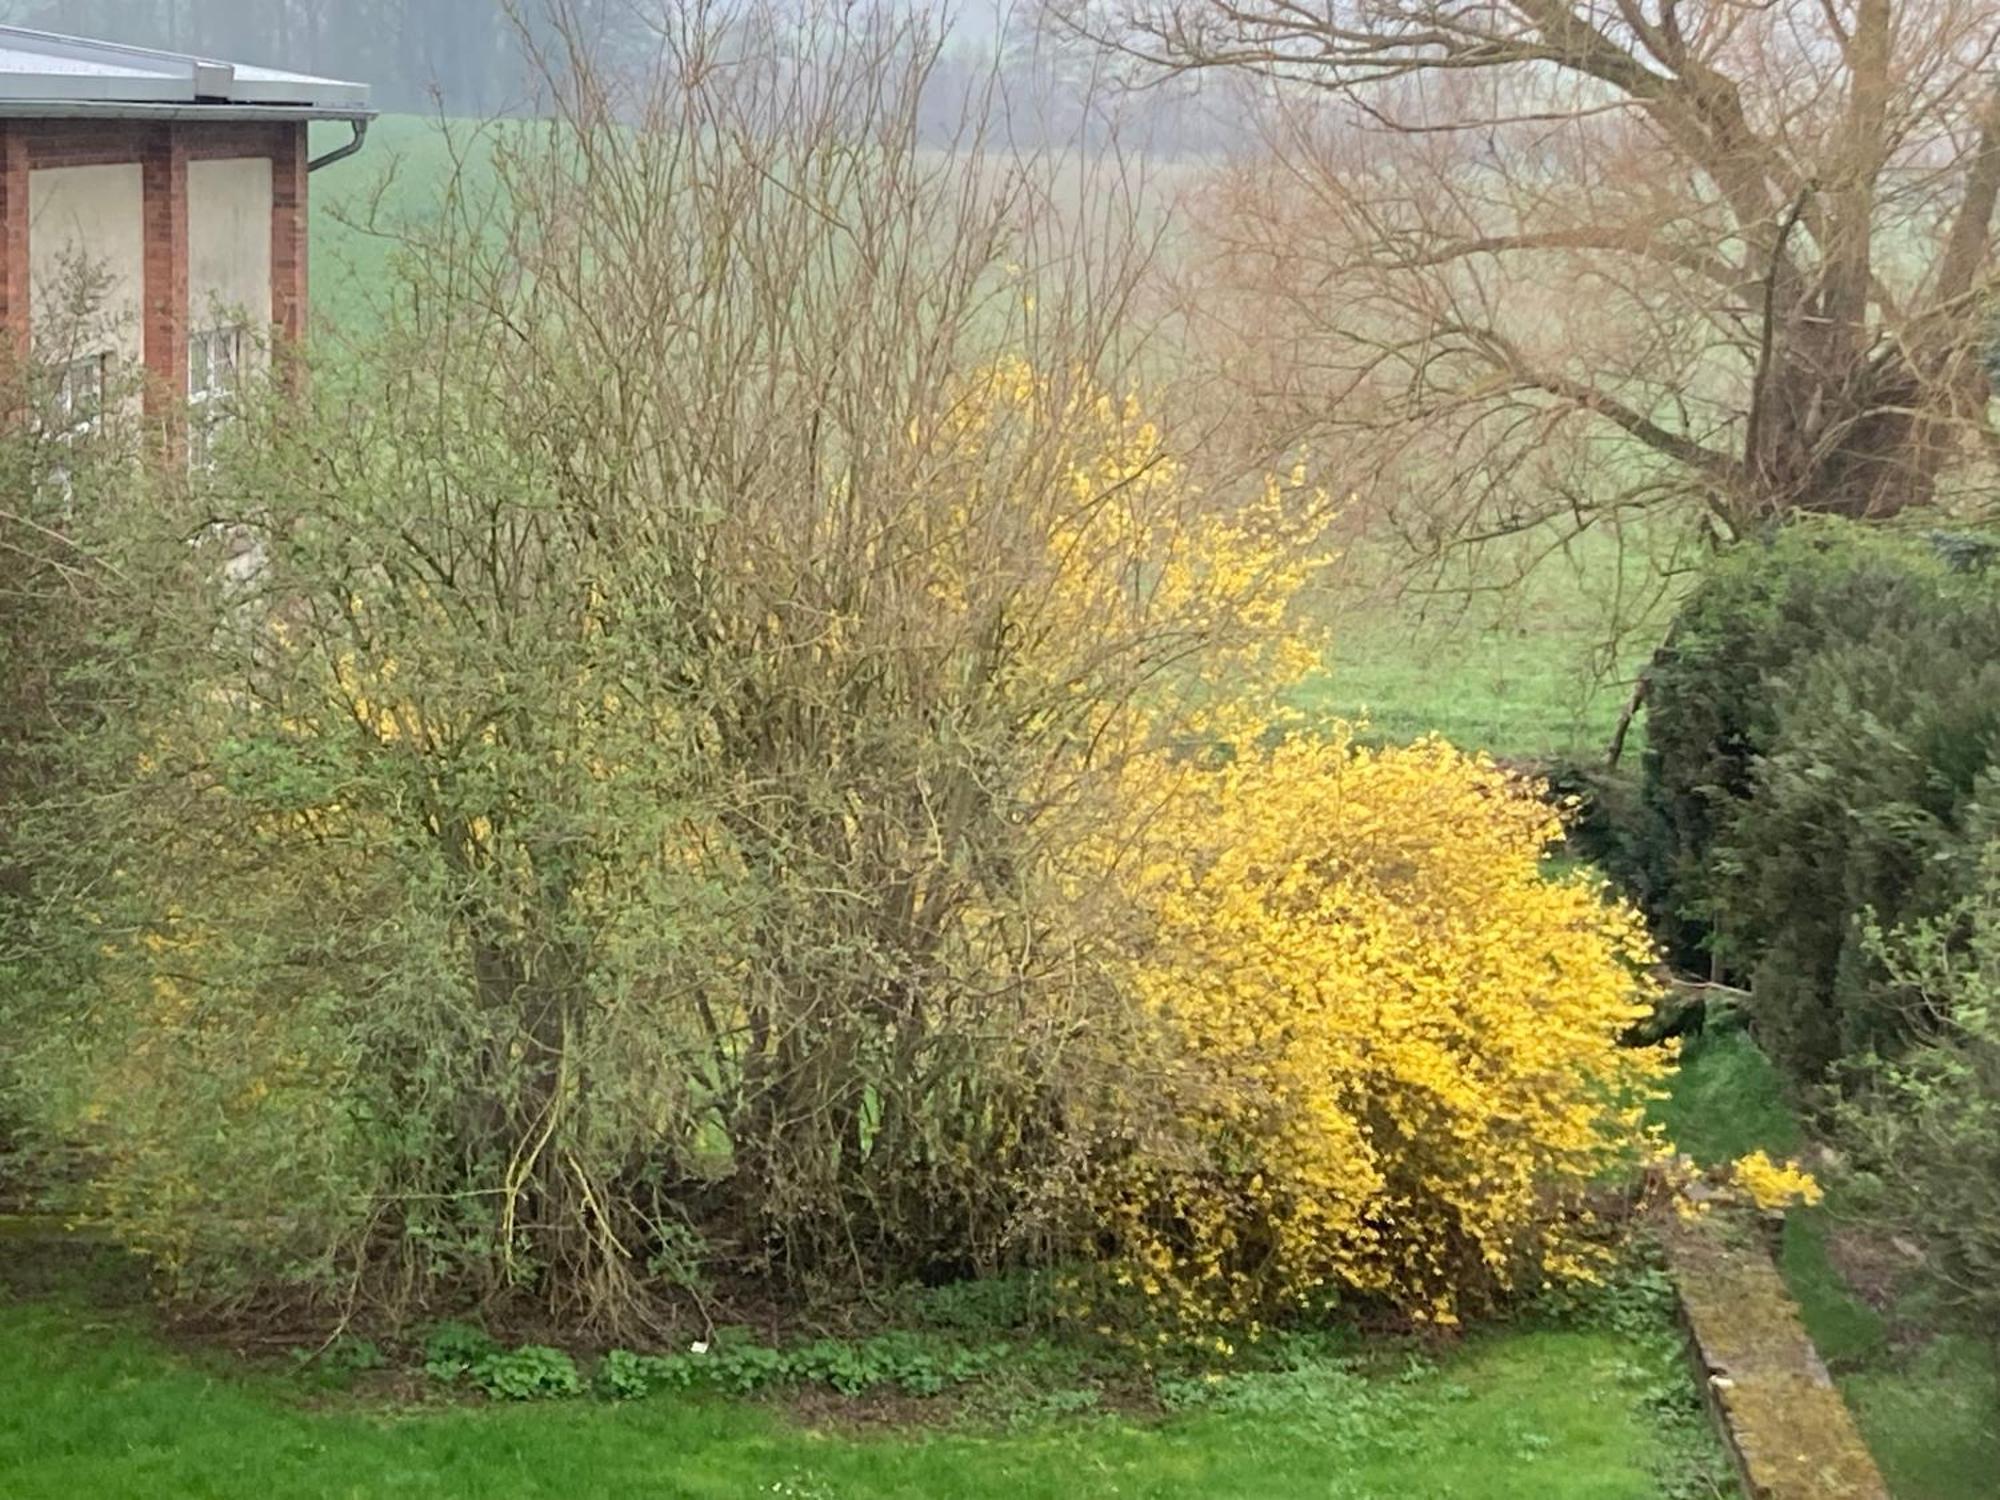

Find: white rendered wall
27;162;145;368
187;156;273;338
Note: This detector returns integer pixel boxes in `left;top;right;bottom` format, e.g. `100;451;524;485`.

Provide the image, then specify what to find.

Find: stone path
1666;1219;1890;1500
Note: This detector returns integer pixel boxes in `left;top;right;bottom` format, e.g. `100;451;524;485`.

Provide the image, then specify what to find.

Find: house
0;26;371;430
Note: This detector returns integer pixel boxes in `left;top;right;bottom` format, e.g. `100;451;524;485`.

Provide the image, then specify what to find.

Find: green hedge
1638;520;2000;1086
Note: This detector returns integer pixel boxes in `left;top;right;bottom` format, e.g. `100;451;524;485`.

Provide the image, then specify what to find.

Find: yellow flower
1096;732;1668;1331
1730;1150;1824;1212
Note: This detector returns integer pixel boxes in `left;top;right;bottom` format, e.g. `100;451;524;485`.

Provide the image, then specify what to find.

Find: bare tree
1063;0;2000;546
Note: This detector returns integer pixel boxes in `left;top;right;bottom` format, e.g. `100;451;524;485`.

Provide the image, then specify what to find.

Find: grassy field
0;1264;1724;1500
1293;517;1692;760
309;114;495;329
1659;1030;2000;1500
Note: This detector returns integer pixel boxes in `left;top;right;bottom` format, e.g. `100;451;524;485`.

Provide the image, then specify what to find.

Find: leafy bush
1639;519;2000;1084
1;9;1327;1332
0;312;145;1195
1094;732;1667;1332
1642;520;1979;965
1719;631;2000;1081
1;10;1668;1349
1836;859;2000;1370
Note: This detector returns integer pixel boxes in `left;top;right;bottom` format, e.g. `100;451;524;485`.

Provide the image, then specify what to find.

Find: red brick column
0;126;27;368
141;124;188;429
271;124;309;343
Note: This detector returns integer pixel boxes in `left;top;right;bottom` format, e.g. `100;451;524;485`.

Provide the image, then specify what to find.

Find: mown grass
1294;600;1640;762
1660;1030;2000;1500
0;1278;1721;1500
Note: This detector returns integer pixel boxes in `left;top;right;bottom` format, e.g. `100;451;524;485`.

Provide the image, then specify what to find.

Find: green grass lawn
1293;602;1639;762
1660;1030;2000;1500
0;1283;1718;1500
1292;520;1694;763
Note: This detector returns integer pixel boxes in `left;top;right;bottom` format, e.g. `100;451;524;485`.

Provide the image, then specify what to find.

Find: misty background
10;1;1241;153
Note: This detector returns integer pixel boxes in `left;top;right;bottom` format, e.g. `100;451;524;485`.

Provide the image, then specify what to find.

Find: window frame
187;323;251;468
50;351;112;445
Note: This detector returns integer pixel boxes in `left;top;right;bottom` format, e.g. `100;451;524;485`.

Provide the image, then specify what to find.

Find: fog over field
8;0;1245;153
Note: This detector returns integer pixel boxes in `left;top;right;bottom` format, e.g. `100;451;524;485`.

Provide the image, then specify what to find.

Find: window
40;352;112;503
51;353;110;443
189;324;247;404
188;325;248;468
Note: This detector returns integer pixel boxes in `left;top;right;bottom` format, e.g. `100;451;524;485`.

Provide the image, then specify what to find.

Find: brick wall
0;117;311;399
0;129;26;366
140;127;187;425
271;127;308;344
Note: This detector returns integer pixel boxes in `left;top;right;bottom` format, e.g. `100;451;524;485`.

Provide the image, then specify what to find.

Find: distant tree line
8;0;1241;152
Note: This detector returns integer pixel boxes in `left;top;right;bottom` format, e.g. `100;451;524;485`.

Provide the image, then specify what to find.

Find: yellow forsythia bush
1102;731;1669;1331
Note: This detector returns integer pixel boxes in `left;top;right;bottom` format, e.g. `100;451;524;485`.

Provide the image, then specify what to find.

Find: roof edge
0;25;370;110
0;100;378;124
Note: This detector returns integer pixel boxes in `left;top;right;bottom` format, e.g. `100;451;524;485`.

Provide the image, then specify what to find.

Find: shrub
1095;732;1668;1332
0;11;1681;1346
1;7;1330;1332
1836;858;2000;1371
1637;519;2000;1085
1719;632;2000;1082
12;341;1321;1328
1642;520;1979;969
0;308;145;1195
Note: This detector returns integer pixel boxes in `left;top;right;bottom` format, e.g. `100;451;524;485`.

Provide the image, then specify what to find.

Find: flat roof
0;25;371;119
